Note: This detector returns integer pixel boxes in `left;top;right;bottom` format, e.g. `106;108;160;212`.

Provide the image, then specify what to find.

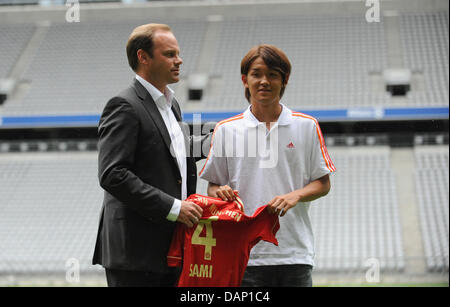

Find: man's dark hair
126;23;172;72
240;44;292;102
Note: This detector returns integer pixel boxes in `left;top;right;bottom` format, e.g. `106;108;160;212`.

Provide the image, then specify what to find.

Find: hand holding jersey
266;174;331;217
167;194;279;287
208;184;238;202
210;174;330;217
266;190;301;217
177;200;203;228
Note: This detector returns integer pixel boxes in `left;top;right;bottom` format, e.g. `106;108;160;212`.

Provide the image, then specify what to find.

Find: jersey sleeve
199;123;229;186
309;120;336;181
248;205;280;249
167;223;185;267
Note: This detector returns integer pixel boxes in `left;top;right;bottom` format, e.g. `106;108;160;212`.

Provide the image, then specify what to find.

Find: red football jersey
167;194;280;287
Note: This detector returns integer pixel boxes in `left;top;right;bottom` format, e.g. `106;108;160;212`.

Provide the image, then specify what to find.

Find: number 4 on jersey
192;220;217;260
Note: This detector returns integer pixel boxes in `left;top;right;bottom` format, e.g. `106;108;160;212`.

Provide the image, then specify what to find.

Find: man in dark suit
92;23;208;286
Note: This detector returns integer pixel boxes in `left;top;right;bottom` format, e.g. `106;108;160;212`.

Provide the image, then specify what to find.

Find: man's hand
215;185;237;202
267;191;300;217
177;201;203;228
207;183;238;202
268;175;331;216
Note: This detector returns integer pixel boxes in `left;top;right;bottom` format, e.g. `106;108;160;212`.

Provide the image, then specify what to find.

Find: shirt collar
243;103;292;127
135;74;174;109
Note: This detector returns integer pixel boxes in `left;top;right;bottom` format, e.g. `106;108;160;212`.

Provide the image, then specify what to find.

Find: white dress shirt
136;75;187;221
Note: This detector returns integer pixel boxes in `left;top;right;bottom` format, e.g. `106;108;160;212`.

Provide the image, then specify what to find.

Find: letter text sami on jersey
167;194;279;286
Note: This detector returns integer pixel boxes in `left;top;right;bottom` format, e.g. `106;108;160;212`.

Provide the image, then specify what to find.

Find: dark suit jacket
92;78;208;273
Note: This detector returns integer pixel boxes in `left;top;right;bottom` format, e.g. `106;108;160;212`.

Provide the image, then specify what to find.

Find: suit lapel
172;98;191;154
171;100;182;122
132;79;174;158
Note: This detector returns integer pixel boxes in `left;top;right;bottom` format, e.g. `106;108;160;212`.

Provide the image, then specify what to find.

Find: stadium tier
0;19;207;116
0;0;448;286
203;14;389;110
399;12;449;107
309;147;405;272
2;145;447;275
414;146;449;272
0;9;448;123
0;23;35;79
0;153;103;273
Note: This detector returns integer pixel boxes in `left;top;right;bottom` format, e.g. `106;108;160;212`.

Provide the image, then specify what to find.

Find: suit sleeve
98;97;175;220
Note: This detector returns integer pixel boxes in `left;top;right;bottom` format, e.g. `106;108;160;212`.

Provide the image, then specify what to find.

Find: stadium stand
399;12;449;107
4;145;438;275
203;14;390;111
414;146;449;272
309;146;405;272
0;0;120;5
1;18;207;116
1;10;448;116
0;23;35;78
0;146;406;275
0;0;448;286
0;152;103;273
0;0;38;5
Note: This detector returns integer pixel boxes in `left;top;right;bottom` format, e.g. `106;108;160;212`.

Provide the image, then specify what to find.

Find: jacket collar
135;74;174;110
